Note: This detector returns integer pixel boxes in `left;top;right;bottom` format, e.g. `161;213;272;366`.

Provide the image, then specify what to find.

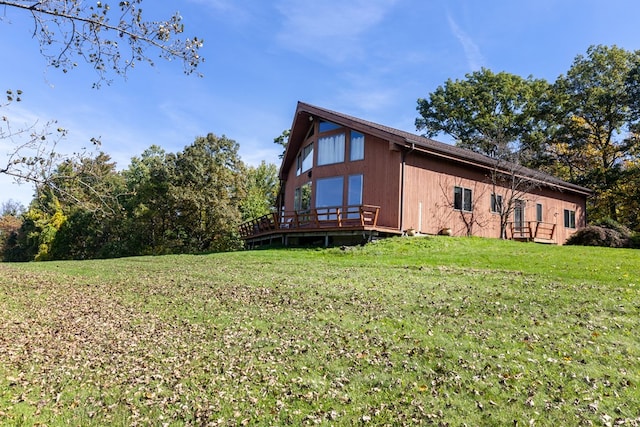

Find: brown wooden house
239;102;591;247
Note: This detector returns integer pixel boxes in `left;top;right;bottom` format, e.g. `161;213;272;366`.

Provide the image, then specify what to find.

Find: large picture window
350;131;364;161
316;176;344;220
316;176;344;208
318;133;345;165
454;186;472;212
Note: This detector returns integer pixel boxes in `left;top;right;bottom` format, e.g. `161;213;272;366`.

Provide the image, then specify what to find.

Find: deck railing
239;205;381;238
508;221;556;242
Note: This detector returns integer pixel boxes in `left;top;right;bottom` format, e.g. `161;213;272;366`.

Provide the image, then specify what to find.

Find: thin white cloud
447;13;485;71
185;0;252;24
334;82;397;114
275;0;398;62
185;0;238;13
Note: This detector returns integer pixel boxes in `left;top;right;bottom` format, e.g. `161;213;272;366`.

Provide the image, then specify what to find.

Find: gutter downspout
399;142;415;233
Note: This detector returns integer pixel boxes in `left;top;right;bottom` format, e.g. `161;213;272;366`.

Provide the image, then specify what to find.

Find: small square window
454;186;473;212
317;134;345;165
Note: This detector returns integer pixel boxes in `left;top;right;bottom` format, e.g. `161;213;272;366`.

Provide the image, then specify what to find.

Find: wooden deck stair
509;221;556;244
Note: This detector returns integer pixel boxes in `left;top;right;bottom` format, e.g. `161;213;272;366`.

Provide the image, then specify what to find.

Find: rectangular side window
463;188;472;211
297;143;314;176
294;182;312;212
491;194;502;213
536;203;543;222
564;209;576;228
350;131;364;161
454;186;462;210
454;186;473;212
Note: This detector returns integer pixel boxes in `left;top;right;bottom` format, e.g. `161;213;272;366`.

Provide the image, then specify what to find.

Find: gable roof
281;101;591;196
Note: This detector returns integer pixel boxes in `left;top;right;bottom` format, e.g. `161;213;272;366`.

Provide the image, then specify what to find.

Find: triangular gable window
319;120;342;133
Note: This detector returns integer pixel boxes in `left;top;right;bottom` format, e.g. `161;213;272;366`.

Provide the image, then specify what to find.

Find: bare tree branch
0;0;204;87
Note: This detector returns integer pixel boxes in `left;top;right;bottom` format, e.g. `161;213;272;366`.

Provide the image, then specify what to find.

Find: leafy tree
241;161;279;221
15;152;128;260
416;68;551;161
122;145;177;254
48;151;127;215
0;199;24;258
49;210;106;260
4;193;67;261
1;1;203;216
0;0;203;86
416;68;553;238
170;133;246;252
546;45;640;222
616;159;640;231
0;208;23;259
273;129;290;159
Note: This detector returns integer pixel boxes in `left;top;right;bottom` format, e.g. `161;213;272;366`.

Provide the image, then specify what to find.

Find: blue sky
1;0;639;208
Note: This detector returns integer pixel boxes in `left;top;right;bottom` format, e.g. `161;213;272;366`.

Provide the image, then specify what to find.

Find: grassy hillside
1;237;639;425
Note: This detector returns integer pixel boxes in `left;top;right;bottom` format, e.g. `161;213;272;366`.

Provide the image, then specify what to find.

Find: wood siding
275;102;590;246
401;152;586;244
282;127;401;230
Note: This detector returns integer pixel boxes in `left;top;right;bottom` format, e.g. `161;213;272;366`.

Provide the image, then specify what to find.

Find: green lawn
1;237;639;426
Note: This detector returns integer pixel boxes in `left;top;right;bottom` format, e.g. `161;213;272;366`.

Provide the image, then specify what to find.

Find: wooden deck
239;205;400;247
507;221;557;244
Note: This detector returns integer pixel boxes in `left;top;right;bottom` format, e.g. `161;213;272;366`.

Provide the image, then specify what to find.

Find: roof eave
398;139;593;197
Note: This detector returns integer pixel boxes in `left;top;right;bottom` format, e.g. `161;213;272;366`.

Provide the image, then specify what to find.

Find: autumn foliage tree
417;45;640;234
544;45;640;223
3;132;274;260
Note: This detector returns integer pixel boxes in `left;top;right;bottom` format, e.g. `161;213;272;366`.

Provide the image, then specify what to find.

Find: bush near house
565;218;636;248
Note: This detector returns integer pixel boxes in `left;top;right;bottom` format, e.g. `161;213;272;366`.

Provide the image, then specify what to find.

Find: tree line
0;135;278;260
417;45;640;233
2;44;640;260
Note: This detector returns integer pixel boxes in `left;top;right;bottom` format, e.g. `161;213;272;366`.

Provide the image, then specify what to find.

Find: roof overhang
279;101;592;198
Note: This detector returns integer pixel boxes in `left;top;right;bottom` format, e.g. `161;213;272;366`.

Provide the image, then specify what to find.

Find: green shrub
565;223;632;247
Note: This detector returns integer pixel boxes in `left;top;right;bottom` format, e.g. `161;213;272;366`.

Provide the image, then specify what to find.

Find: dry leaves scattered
1;248;639;426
